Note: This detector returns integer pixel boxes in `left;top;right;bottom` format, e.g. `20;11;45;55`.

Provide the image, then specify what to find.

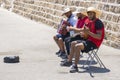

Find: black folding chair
82;48;106;69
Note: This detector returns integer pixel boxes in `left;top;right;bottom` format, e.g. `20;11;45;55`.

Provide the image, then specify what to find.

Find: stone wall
0;0;120;49
0;0;14;10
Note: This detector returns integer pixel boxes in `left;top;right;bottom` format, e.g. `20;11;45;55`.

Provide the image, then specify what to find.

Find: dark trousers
64;35;84;55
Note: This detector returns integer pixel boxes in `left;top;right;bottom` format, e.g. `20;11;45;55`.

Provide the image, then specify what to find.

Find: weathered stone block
106;23;112;30
85;2;92;8
116;0;120;4
54;4;64;10
108;0;115;3
100;12;107;19
111;42;120;49
114;6;120;13
97;3;103;10
103;4;110;11
106;14;112;21
79;2;85;7
112;24;120;32
103;21;108;27
103;40;111;46
54;10;63;16
110;33;118;41
96;0;101;1
109;5;115;13
102;0;108;2
117;16;120;23
117;24;120;32
74;1;80;6
112;15;119;22
71;0;75;6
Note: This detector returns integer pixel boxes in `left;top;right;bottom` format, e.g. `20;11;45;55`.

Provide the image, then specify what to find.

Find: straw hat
62;7;71;16
85;7;102;18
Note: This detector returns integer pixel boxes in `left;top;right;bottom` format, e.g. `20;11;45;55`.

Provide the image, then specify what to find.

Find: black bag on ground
4;56;19;63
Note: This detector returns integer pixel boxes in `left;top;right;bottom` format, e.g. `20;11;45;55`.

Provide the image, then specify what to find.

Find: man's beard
78;16;82;19
90;16;96;20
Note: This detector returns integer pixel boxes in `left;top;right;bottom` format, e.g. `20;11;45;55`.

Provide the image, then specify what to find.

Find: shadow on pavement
78;66;110;77
78;60;97;65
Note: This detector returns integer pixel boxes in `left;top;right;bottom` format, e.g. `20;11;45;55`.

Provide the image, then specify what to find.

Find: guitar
80;24;89;39
80;32;89;39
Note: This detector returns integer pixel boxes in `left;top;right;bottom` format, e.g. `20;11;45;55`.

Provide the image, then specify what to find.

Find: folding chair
82;48;106;69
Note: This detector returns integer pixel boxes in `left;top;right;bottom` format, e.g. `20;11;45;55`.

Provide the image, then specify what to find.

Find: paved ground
0;8;120;80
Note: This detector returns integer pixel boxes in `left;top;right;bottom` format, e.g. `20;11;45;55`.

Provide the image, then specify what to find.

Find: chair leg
88;51;96;68
93;52;106;69
83;50;95;68
83;49;106;69
82;52;91;68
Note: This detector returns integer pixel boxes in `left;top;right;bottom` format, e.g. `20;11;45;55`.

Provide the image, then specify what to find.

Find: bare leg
53;35;61;50
58;38;65;52
68;41;78;62
74;43;85;65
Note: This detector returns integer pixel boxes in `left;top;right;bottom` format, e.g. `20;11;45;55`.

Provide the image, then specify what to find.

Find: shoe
56;50;61;55
61;59;68;62
70;64;78;73
60;61;72;67
58;51;65;57
61;54;68;59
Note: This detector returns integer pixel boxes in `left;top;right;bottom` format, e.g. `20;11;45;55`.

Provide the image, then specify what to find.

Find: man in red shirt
64;10;88;58
60;7;105;73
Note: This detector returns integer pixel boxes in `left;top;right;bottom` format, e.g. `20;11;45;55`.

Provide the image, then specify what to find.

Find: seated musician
64;9;88;57
53;7;77;58
60;7;105;73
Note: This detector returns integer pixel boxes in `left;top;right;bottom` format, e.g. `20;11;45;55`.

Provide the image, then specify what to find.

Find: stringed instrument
80;32;89;39
80;24;89;39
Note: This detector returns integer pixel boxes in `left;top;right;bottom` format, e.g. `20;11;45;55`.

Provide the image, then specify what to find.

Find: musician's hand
61;24;66;29
66;26;73;31
84;26;90;33
66;26;70;31
65;21;70;26
80;32;84;37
